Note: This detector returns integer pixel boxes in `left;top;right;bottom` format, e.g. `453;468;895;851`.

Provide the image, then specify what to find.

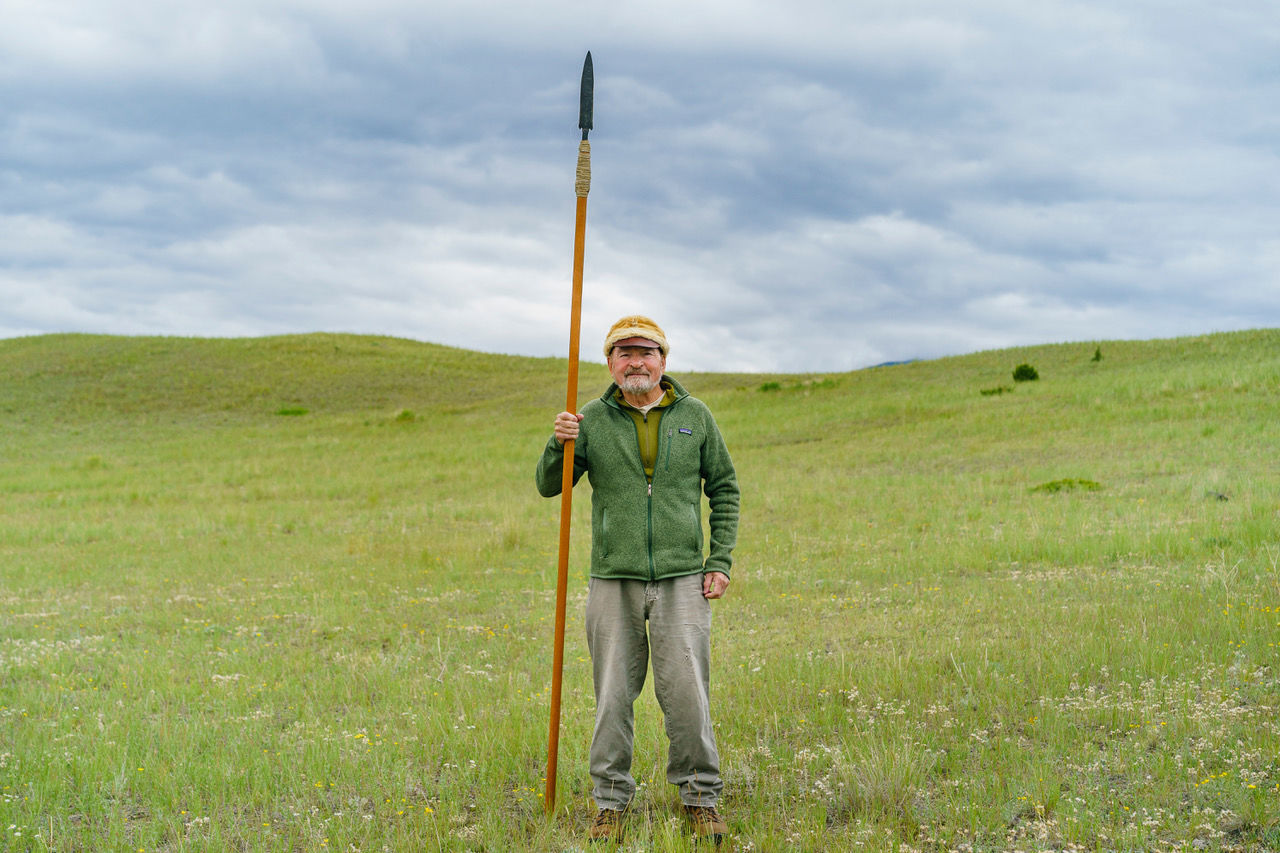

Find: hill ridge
1;328;1276;423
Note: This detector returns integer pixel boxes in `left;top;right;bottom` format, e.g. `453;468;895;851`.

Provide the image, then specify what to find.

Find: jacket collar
602;375;689;410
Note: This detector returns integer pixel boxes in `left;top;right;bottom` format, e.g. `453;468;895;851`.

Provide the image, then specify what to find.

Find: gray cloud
2;1;1277;371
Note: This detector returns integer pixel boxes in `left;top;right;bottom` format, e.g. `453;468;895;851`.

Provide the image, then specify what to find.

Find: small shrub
1012;363;1039;382
1091;346;1103;362
980;385;1013;396
395;409;416;422
833;734;936;829
759;381;782;392
275;407;308;416
1030;478;1102;494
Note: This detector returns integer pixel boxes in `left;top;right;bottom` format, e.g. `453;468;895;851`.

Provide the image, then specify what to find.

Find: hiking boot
682;804;728;844
588;808;626;844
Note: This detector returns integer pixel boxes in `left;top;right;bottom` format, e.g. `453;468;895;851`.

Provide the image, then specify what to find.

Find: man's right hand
553;411;584;446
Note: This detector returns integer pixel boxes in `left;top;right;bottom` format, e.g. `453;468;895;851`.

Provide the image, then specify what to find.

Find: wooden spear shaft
545;188;586;813
546;52;593;815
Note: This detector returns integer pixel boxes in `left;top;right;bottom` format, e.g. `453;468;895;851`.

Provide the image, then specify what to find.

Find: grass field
1;329;1277;852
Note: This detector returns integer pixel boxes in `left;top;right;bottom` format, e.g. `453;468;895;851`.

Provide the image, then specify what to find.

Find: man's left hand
703;571;730;600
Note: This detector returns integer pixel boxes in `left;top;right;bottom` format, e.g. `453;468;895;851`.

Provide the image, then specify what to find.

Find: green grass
1;329;1278;852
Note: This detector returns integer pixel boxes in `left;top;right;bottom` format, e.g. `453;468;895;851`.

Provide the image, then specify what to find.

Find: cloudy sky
2;1;1277;372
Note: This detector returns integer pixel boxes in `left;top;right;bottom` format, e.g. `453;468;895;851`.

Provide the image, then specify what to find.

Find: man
535;315;740;845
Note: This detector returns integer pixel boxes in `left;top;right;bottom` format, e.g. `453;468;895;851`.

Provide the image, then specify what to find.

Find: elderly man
535;315;740;845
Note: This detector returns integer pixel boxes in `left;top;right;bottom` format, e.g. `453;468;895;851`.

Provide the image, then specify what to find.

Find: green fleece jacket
535;376;740;581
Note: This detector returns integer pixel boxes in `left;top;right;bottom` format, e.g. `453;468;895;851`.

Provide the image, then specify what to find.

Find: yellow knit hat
603;315;669;358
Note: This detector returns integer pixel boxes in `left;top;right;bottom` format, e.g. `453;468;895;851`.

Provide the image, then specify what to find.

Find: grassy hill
1;329;1277;851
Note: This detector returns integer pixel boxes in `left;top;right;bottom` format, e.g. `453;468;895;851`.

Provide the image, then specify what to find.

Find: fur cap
603;315;669;358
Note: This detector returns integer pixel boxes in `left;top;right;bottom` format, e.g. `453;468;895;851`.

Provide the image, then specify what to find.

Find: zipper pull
648;482;652;497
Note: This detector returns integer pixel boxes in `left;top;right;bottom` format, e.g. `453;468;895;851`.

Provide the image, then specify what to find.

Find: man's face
609;345;666;396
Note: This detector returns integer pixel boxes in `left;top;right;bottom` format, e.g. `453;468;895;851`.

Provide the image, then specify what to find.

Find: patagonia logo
679;427;693;435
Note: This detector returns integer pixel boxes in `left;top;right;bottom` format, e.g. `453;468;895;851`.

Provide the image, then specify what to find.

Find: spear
545;50;593;815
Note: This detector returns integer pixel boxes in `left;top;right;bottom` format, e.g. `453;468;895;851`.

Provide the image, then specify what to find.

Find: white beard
620;373;660;395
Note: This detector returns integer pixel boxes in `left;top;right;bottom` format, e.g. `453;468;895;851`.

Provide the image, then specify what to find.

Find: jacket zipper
621;396;678;582
646;412;659;580
646;479;655;580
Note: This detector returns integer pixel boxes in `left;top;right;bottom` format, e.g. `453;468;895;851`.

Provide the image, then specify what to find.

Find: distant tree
1092;346;1103;362
1013;363;1039;382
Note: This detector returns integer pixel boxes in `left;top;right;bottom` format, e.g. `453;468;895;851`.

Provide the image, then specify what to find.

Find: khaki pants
585;574;722;811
